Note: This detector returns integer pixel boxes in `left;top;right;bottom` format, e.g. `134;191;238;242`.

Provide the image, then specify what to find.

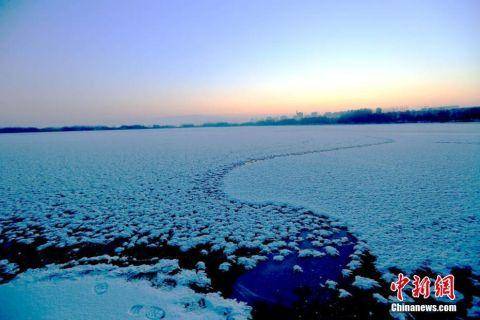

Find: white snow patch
352;276;380;290
218;262;231;272
293;265;303;273
298;249;325;258
324;246;339;256
338;289;351;298
0;265;251;320
0;260;19;275
325;280;337;289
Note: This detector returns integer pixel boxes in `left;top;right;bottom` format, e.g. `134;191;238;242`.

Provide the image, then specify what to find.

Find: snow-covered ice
0;127;383;317
0;263;251;320
224;124;480;274
0;127;372;269
352;276;380;290
0;124;479;318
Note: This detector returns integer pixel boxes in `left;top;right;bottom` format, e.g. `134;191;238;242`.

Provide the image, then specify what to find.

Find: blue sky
0;0;479;126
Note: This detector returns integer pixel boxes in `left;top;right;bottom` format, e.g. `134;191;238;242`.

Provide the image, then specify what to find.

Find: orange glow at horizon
137;68;480;118
1;0;479;126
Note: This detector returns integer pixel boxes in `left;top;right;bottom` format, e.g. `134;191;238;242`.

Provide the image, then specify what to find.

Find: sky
0;0;479;126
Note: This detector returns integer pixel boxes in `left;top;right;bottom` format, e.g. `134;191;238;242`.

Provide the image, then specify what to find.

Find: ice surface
0;127;371;264
0;263;251;320
1;124;479;316
224;124;480;274
0;127;378;316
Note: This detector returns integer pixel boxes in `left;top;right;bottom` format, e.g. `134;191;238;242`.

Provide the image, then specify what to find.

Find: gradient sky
0;0;479;126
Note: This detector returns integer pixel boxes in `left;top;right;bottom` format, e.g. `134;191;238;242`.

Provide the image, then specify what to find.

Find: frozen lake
224;124;480;274
0;123;479;318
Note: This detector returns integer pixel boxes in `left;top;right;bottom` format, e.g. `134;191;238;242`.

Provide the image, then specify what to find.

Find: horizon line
1;104;477;128
1;105;479;134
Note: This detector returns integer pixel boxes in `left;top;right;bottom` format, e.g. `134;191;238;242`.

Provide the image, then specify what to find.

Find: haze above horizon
1;0;479;127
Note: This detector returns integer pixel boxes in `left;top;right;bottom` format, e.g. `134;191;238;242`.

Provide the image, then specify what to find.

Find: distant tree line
0;124;175;134
1;106;479;134
205;106;480;127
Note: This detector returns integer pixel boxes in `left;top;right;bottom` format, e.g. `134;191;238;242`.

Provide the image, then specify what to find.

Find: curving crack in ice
214;136;395;194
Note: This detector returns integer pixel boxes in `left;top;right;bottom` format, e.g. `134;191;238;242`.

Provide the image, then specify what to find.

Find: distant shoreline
1;106;479;134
